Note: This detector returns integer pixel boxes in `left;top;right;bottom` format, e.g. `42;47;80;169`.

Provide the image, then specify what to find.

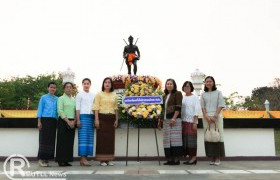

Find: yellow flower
142;111;149;118
122;110;125;113
156;105;162;111
141;84;146;88
132;112;137;117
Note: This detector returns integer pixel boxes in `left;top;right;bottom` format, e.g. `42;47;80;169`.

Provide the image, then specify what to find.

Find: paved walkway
1;161;280;180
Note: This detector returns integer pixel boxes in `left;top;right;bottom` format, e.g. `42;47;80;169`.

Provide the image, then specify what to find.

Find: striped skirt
163;118;183;158
95;113;116;161
182;122;197;157
78;114;94;157
202;114;225;157
37;117;57;160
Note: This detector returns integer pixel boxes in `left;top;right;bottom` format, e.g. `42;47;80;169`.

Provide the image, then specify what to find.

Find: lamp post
27;98;30;110
264;100;270;118
61;67;75;84
264;100;270;111
190;68;206;97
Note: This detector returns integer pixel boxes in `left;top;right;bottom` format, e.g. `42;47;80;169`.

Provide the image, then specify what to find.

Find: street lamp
61;67;75;84
191;68;205;97
264;100;270;111
27;98;30;110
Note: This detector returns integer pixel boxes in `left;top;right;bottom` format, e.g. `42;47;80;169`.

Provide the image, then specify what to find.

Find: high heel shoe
80;161;91;166
58;162;66;167
184;160;197;165
64;162;72;166
214;161;220;166
163;161;173;165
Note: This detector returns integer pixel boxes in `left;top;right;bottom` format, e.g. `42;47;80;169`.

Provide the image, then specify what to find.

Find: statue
123;36;140;75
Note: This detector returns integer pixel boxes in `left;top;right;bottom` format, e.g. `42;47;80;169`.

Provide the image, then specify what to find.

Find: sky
0;0;280;97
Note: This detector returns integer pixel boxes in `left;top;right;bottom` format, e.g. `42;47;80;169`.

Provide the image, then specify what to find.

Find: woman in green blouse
55;82;76;166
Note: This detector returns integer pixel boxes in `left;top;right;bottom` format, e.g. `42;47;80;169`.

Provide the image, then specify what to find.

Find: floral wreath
111;75;163;125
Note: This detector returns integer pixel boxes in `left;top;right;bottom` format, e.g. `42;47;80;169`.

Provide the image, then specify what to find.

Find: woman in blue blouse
37;82;58;167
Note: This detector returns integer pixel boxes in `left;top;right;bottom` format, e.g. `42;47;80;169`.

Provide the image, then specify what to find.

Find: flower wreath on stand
111;75;163;127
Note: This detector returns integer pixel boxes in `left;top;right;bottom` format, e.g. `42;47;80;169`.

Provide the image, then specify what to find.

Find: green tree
243;84;280;110
224;92;244;110
0;73;65;109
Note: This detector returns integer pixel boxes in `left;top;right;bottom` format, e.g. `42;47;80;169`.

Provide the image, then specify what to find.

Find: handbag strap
207;122;219;131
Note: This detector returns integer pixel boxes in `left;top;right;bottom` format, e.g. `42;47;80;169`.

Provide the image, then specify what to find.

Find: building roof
0;110;37;118
1;110;280;118
222;110;270;118
269;111;280;119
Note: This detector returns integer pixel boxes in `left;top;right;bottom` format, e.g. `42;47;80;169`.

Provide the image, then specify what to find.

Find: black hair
182;81;194;92
102;77;114;92
164;78;177;94
48;81;57;88
63;82;74;89
82;78;91;84
203;76;217;92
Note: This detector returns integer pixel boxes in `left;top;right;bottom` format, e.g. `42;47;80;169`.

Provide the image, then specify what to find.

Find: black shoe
64;162;72;166
170;161;180;165
184;160;197;165
163;161;173;165
58;162;66;167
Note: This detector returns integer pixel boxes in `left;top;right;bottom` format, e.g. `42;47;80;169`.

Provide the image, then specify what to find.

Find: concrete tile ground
0;160;280;180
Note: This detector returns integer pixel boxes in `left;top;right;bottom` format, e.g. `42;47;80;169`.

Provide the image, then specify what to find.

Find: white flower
156;110;161;115
132;106;136;110
142;108;146;112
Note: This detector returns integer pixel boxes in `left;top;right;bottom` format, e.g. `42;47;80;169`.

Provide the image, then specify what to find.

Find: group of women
37;77;118;167
159;76;225;166
36;75;225;167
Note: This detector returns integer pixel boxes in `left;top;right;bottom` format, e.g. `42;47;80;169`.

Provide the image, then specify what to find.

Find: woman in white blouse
76;78;95;166
181;81;201;165
201;76;225;166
